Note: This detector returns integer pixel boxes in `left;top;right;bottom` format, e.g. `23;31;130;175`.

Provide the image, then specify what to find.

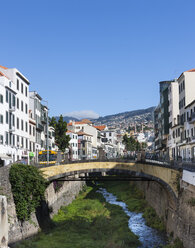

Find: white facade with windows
0;66;30;165
67;130;78;160
177;70;195;161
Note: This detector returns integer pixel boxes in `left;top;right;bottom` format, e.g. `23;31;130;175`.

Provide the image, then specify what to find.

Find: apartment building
29;91;43;161
29;110;36;163
66;130;78;160
154;80;173;158
167;80;179;159
155;69;195;162
68;119;98;159
0;66;30;165
177;69;195;161
77;131;93;159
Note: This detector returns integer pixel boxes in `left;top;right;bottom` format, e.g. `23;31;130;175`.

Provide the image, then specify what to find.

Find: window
5;132;8;145
109;132;112;136
25;86;27;97
17;79;19;90
13;114;15;127
21;137;24;147
0;115;3;124
21;101;23;111
25;103;28;114
6;90;8;103
0;94;3;103
29;125;32;135
6;111;8;124
183;80;185;90
0;135;3;145
17;136;19;146
21;120;24;131
12;95;15;107
13;135;15;146
17;98;19;109
26;138;28;149
21;83;23;93
25;122;28;132
33;126;35;136
17;118;19;129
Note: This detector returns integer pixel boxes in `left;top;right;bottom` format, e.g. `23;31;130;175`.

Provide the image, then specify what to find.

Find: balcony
41;115;47;124
36;123;44;131
190;112;195;124
9;105;16;112
9;126;15;132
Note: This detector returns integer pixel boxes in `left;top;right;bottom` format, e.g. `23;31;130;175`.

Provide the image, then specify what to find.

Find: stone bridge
40;160;181;199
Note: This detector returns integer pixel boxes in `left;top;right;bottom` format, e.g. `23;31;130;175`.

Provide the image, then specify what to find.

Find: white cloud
63;110;99;120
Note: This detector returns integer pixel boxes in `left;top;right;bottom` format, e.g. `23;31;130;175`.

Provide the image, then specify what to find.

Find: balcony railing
9;126;15;132
36;123;44;131
190;112;195;123
9;106;16;112
41;116;47;123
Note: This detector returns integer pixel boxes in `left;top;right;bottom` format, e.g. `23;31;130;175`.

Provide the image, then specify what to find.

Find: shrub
9;163;47;221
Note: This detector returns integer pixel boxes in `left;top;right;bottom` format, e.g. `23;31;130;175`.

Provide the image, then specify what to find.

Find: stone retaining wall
0;166;85;246
134;180;195;248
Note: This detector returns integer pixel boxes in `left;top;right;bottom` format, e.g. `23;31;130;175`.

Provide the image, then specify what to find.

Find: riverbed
98;187;167;248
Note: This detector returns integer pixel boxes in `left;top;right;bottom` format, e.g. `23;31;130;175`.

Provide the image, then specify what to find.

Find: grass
99;181;166;232
14;184;140;248
163;238;183;248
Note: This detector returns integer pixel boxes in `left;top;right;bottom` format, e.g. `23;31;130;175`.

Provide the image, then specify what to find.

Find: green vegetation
188;197;195;206
9;163;47;221
163;238;183;248
100;181;165;232
49;115;70;151
122;134;141;151
15;185;140;248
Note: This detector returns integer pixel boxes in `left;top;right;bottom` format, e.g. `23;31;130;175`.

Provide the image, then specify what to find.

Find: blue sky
1;0;195;118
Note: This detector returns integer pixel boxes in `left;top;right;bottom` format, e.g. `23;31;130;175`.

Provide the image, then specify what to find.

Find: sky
1;0;195;119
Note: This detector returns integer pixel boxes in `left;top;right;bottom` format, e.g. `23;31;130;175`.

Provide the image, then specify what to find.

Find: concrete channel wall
134;179;195;248
0;195;9;248
0;165;85;246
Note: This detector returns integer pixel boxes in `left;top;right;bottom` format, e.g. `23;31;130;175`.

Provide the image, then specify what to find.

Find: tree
49;116;57;128
55;115;70;152
122;134;143;152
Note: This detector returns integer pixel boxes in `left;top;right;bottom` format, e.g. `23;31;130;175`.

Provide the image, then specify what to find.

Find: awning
0;154;12;160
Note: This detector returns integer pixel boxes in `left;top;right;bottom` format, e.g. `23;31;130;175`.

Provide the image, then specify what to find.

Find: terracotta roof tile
93;125;106;131
0;65;8;69
0;71;9;79
77;131;92;136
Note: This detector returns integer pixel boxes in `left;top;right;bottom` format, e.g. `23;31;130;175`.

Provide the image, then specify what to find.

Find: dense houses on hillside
154;69;195;162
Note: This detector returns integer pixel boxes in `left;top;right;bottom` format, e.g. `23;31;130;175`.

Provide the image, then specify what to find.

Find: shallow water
97;188;167;248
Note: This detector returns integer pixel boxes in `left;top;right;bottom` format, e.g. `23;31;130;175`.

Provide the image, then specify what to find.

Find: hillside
53;106;155;131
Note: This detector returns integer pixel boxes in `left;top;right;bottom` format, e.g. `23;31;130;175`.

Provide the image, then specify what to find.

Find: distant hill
53;107;155;128
95;107;155;123
54;116;79;123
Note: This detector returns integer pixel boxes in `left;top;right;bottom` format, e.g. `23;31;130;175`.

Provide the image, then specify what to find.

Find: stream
97;188;167;248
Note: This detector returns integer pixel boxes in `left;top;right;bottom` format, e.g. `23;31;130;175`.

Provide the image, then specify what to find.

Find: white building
167;80;180;159
178;69;195;160
0;65;30;165
29;91;43;162
29;110;36;164
67;130;78;160
77;131;93;160
101;129;118;158
68;119;98;159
